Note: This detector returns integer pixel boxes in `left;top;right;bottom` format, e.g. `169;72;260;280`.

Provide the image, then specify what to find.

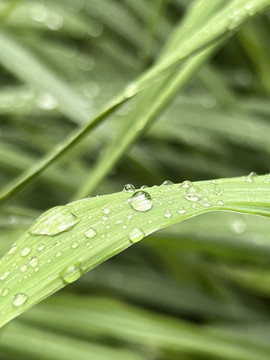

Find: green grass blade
0;174;270;327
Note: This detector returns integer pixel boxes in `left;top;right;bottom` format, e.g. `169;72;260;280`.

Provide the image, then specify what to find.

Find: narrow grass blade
0;174;270;327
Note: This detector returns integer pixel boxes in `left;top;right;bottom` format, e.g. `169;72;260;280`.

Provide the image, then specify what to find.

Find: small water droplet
217;200;224;206
102;207;110;215
20;265;28;272
162;180;174;186
29;257;38;268
21;247;32;257
130;191;152;212
56;251;63;258
199;197;211;208
37;243;45;251
177;207;186;214
13;293;28;307
60;263;83;284
163;210;172;218
185;186;200;202
0;271;9;281
2;288;9;297
181;180;192;188
29;206;79;236
123;184;135;192
71;241;79;249
129;227;144;243
8;245;17;255
85;228;97;238
246;172;257;183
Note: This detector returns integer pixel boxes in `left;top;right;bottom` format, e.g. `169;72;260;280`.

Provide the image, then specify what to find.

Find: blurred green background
1;0;270;359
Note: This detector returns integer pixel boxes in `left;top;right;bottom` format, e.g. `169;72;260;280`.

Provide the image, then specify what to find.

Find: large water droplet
13;293;28;307
60;262;83;284
123;184;135;192
129;227;144;243
85;228;97;238
130;191;152;212
29;206;79;236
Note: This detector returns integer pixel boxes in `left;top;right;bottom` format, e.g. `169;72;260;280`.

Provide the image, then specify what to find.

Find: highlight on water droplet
102;206;110;215
181;180;192;189
123;183;135;192
129;227;144;243
130;191;152;212
60;262;83;284
13;293;28;307
85;228;97;238
29;206;79;236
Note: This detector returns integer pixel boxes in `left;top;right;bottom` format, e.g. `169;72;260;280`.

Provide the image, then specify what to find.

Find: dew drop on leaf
163;210;172;218
29;206;79;236
162;180;174;186
21;247;32;257
130;191;152;212
123;184;135;192
177;207;186;214
13;293;28;307
181;180;192;189
85;228;97;238
199;197;212;207
29;257;38;268
71;241;79;249
184;186;200;202
60;262;83;284
129;227;144;243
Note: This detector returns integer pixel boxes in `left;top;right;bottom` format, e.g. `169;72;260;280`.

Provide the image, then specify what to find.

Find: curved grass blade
0;174;270;327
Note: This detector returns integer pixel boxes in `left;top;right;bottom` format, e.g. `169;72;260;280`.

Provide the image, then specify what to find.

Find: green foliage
1;0;270;359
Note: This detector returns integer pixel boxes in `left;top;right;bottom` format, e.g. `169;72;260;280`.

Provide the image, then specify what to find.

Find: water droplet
123;184;135;192
56;251;63;258
71;241;79;249
13;293;28;307
8;245;17;255
130;191;152;212
199;197;211;207
246;172;257;183
37;243;45;251
184;186;200;202
21;247;32;257
60;262;83;284
85;228;97;238
102;207;110;215
162;180;174;186
181;180;192;188
20;265;28;272
2;288;9;297
29;257;38;268
0;272;9;281
29;206;79;236
129;227;144;243
217;200;224;206
177;207;186;214
163;210;172;218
